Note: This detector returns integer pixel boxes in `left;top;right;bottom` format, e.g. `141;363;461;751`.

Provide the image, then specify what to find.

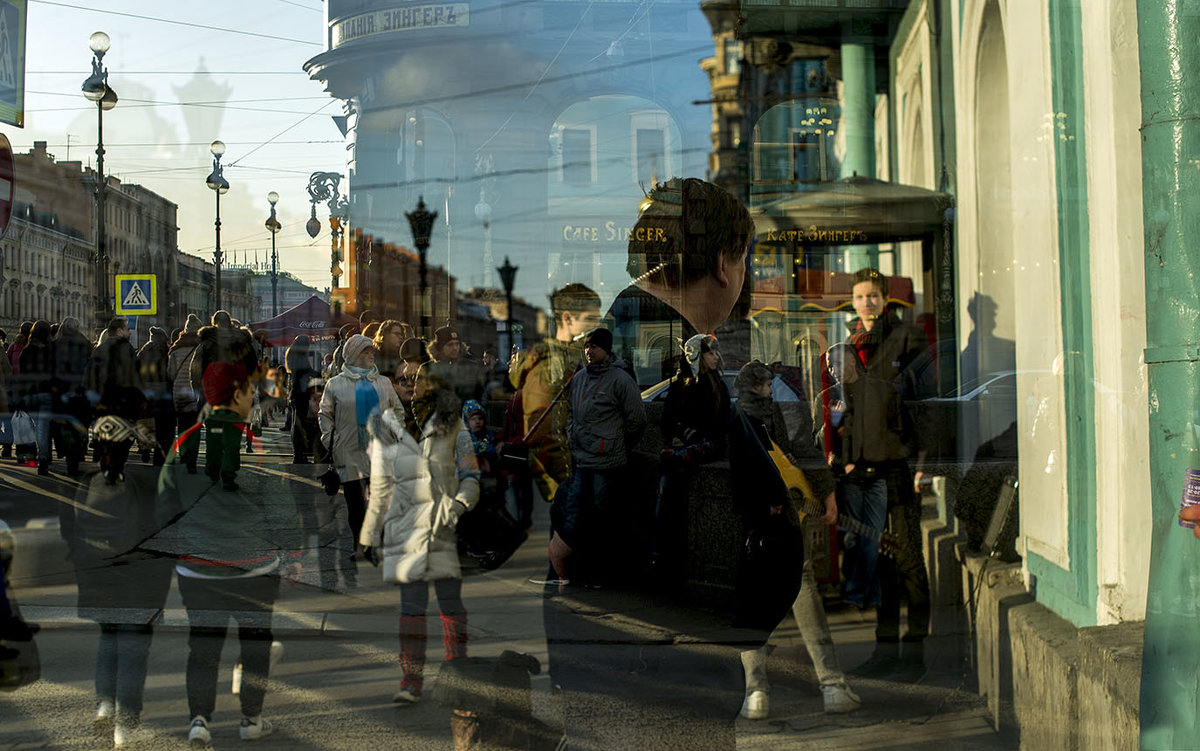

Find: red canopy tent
248;295;359;347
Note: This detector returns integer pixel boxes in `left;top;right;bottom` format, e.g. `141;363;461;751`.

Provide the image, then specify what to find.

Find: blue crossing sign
115;274;156;315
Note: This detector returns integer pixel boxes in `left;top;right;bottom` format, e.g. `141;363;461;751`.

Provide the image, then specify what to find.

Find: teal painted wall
1027;0;1099;627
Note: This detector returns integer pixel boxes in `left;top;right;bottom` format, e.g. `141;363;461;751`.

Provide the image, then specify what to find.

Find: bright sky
12;0;346;291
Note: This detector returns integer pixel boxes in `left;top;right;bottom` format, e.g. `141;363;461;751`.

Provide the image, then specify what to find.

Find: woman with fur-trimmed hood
359;374;480;705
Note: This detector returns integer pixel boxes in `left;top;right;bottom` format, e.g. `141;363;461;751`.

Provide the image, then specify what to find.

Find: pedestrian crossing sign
115;274;157;315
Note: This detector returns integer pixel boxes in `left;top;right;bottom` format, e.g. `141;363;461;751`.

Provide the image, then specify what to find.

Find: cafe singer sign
332;4;470;47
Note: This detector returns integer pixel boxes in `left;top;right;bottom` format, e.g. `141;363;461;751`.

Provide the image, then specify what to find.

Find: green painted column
839;40;876;179
1137;1;1200;748
840;37;877;270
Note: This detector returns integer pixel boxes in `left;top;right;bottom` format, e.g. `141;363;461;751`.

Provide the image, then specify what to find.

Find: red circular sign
0;133;13;239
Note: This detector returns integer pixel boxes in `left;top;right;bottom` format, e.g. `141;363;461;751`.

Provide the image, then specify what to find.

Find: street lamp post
266;191;281;316
206;140;229;312
306;172;347;290
497;256;518;357
405;196;438;336
82;31;118;326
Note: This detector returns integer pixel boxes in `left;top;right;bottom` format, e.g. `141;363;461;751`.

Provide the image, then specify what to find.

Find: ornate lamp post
82;31;118;325
205;140;229;312
306;172;347;289
406;196;438;336
475;196;493;288
497;256;518;357
265;191;281;316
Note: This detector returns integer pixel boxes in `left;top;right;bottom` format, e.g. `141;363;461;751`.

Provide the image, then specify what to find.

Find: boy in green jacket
152;361;302;747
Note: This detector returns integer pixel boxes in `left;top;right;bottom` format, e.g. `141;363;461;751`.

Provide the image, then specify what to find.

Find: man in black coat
841;267;934;681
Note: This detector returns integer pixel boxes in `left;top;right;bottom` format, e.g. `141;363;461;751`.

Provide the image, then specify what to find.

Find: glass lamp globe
88;31;111;54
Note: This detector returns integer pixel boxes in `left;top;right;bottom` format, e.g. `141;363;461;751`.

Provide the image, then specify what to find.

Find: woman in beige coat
360;375;480;704
318;335;396;585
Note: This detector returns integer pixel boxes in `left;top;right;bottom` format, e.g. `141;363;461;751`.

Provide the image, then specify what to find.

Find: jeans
32;392;54;464
94;623;155;724
552;466;629;585
741;551;849;692
179;574;280;720
840;475;887;608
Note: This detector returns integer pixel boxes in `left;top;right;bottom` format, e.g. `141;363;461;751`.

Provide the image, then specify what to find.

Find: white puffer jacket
360;407;481;583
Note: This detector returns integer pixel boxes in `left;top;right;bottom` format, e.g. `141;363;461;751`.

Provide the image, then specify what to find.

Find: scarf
738;391;775;424
410;391;437;441
399;399;421;441
348;366;380;449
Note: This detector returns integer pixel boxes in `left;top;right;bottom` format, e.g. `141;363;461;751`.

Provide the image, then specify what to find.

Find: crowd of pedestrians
0;177;947;751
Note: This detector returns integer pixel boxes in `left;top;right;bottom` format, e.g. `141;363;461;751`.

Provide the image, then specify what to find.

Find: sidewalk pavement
1;427;1014;750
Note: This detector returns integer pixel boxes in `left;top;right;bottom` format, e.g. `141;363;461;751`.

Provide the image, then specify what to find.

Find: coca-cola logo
299;320;327;328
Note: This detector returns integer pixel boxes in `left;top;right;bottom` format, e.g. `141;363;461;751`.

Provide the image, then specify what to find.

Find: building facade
304;0;716;309
0;211;93;333
9;141;182;333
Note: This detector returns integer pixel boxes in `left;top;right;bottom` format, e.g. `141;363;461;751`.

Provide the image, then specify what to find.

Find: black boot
892;639;927;683
851;640;901;679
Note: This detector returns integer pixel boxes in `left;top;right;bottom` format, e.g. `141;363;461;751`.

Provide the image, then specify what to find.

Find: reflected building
304;0;717;310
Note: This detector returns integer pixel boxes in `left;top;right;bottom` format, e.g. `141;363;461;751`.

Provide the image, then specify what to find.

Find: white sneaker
239;716;274;740
740;690;769;720
188;716;211;748
393;687;421;705
113;722;152;749
822;683;862;714
93;700;115;739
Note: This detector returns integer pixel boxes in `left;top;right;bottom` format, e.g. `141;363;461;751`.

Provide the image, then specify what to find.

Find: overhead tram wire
29;0;323;46
227;100;340;167
12;140;342;149
28;90;332;104
275;0;323;12
30;70;311;75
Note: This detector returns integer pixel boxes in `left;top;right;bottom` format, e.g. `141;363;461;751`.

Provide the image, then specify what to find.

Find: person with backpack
90;319;146;485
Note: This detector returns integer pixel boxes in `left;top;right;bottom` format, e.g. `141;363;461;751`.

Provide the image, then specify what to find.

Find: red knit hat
203;361;248;406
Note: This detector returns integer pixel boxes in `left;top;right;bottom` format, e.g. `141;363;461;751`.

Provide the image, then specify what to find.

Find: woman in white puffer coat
359;374;480;704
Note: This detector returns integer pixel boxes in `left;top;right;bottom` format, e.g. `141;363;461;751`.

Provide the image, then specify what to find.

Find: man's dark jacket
842;310;932;464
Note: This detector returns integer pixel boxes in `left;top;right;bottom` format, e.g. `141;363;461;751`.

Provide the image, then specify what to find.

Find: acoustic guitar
765;438;901;559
